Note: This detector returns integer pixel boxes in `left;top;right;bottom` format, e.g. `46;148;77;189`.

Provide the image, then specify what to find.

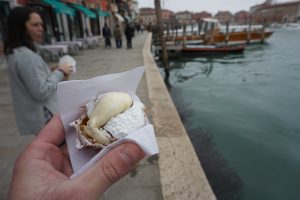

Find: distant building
192;11;212;22
161;9;174;22
234;10;251;24
251;0;300;24
250;0;273;13
175;10;193;24
128;0;139;22
139;7;156;26
214;11;234;24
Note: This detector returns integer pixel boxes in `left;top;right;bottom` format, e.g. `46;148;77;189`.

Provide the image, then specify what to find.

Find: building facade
0;0;114;43
139;7;156;26
161;9;174;21
0;0;145;49
128;0;139;22
251;0;300;24
192;11;212;22
234;10;250;24
175;10;192;24
214;11;234;24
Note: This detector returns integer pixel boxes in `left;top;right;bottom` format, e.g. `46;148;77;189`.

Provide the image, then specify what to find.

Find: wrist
58;68;67;77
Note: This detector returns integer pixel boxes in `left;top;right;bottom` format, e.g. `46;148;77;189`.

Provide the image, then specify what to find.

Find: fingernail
119;144;144;166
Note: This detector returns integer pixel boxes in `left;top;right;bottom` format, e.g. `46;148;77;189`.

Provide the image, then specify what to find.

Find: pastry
70;92;146;150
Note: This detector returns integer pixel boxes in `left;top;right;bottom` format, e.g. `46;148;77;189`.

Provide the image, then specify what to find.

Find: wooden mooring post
208;22;215;45
225;21;230;44
154;0;169;76
171;17;175;41
191;23;194;36
183;23;187;47
166;22;170;40
260;21;266;44
247;15;253;44
198;20;203;36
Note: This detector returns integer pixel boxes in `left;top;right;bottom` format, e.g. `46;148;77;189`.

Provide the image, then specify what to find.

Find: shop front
28;0;75;43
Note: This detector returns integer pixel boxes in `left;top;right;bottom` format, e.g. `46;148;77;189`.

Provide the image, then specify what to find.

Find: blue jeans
115;39;122;48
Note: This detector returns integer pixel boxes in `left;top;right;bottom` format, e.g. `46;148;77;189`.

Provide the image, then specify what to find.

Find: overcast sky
137;0;294;14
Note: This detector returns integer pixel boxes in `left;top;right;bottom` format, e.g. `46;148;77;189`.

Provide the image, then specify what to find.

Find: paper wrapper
57;66;159;178
59;55;76;73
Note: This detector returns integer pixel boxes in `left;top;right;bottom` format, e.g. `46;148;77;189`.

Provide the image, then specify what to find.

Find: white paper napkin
59;55;76;73
57;66;159;178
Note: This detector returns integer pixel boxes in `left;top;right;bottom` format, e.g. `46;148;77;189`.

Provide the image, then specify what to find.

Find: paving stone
101;187;163;200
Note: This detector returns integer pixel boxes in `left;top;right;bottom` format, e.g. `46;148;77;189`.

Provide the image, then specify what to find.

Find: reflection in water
164;71;172;90
201;58;214;77
169;87;244;200
165;53;247;82
175;71;200;83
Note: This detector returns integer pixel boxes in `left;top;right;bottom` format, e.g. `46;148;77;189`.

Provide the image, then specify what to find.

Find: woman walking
125;23;134;49
114;24;122;48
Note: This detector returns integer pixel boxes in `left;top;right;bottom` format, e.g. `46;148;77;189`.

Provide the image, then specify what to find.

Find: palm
12;141;73;199
28;142;72;179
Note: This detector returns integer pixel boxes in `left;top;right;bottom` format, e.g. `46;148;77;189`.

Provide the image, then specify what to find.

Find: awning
42;0;75;16
94;8;110;17
71;3;97;19
114;13;124;22
124;16;131;22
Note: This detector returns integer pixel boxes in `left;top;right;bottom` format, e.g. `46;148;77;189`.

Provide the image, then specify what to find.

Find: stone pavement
0;33;163;200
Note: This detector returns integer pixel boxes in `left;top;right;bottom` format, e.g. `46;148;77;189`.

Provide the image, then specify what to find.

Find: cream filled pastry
70;92;146;150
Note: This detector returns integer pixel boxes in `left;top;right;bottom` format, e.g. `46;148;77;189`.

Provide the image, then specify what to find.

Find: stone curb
143;33;217;200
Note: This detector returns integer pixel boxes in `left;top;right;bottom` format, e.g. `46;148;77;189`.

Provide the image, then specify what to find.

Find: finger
74;143;145;195
36;115;65;146
60;144;71;164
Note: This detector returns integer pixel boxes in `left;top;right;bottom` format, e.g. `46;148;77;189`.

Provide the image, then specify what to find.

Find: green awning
124;16;131;22
95;8;110;17
42;0;75;16
71;3;96;18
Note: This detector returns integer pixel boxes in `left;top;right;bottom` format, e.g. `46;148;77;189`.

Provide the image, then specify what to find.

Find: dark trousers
104;37;111;48
115;39;122;48
126;38;132;49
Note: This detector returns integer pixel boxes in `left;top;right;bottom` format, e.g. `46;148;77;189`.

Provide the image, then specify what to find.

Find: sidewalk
0;33;163;200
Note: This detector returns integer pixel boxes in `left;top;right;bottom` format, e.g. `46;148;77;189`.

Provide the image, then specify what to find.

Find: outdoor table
86;36;101;47
40;44;68;61
56;41;83;55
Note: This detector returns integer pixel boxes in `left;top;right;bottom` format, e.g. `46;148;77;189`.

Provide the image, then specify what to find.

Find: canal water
159;29;300;200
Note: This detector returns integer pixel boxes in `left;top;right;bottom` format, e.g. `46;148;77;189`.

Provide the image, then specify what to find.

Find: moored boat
167;18;274;45
181;44;246;54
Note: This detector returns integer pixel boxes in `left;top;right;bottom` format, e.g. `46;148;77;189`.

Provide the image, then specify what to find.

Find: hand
58;63;73;76
8;115;145;200
50;64;58;72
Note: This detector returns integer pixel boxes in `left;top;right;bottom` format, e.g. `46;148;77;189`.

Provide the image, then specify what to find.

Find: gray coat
7;47;64;135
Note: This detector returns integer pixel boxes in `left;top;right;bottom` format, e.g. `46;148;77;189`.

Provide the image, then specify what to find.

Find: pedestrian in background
136;23;141;34
3;6;73;135
125;23;134;49
113;24;122;48
102;23;111;48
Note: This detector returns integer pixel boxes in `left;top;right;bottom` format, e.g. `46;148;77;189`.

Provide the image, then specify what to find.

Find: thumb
73;143;145;197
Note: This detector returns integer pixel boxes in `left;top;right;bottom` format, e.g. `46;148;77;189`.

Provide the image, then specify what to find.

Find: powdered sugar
104;101;146;139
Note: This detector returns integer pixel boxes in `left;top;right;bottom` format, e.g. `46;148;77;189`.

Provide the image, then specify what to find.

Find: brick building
251;0;300;24
175;10;193;24
192;11;212;22
139;7;156;26
234;10;250;24
161;9;174;22
214;11;234;24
